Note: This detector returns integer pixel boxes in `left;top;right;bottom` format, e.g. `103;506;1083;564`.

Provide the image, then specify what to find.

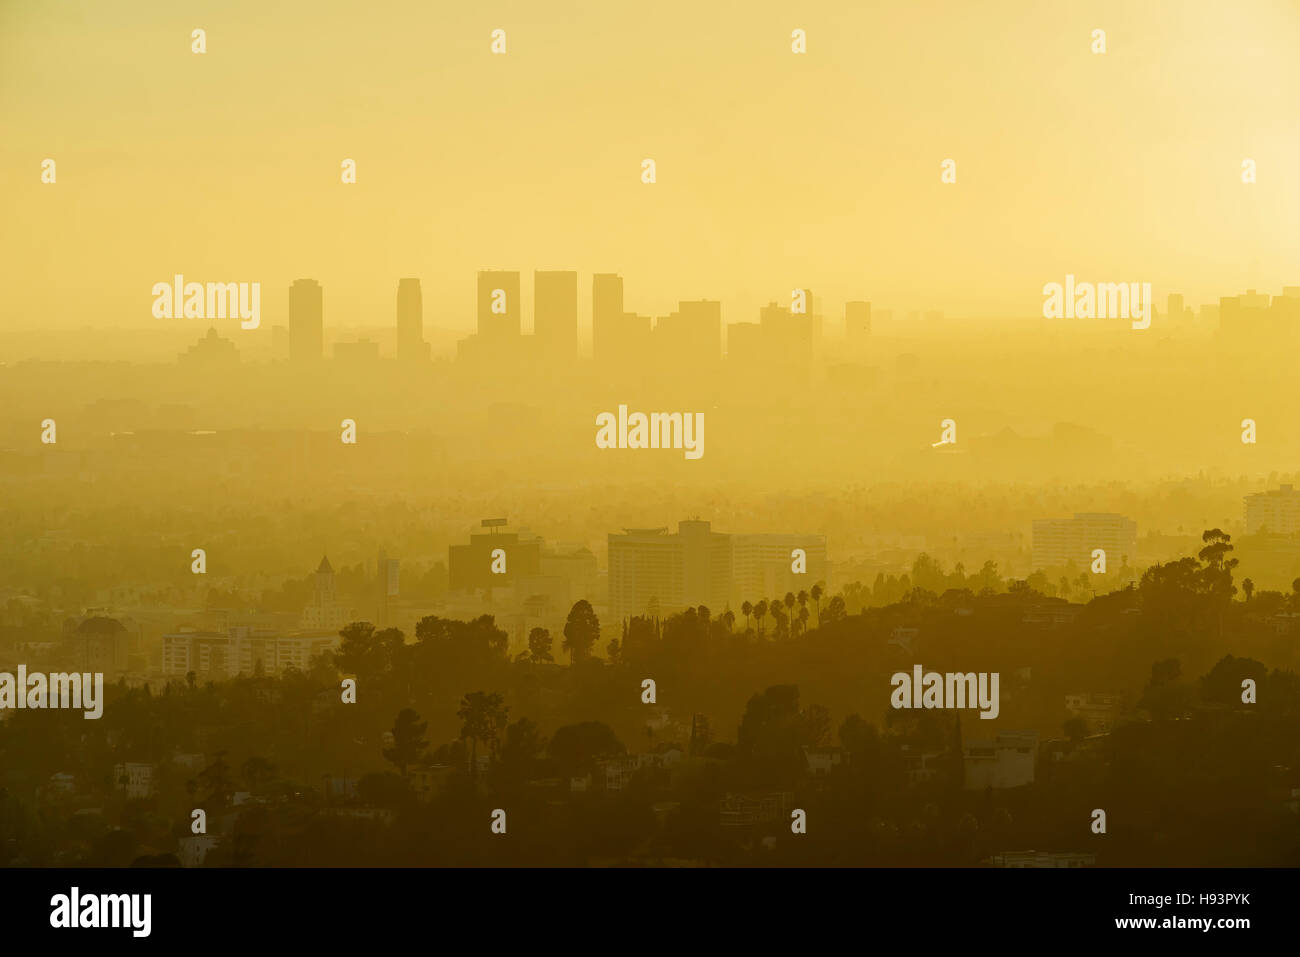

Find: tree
197;751;234;808
822;594;847;625
334;621;405;680
738;685;808;786
804;703;832;747
562;600;601;663
1200;654;1265;706
1242;578;1255;602
499;718;545;772
810;583;824;626
770;601;789;640
383;708;428;778
796;590;809;635
457;691;509;779
527;626;553;664
741;600;753;632
548;721;623;779
1140;658;1188;720
1198;528;1239;601
754;600;768;637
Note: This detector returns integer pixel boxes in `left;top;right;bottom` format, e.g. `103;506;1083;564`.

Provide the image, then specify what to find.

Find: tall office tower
845;301;872;340
534;270;578;359
289;279;324;361
396;278;428;360
1166;293;1184;322
592;273;624;361
477;270;521;339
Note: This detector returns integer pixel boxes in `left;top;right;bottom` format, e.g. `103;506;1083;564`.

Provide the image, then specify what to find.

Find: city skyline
50;268;1300;366
5;1;1300;333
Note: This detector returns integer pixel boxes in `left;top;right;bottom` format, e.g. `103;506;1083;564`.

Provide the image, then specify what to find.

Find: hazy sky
2;0;1298;333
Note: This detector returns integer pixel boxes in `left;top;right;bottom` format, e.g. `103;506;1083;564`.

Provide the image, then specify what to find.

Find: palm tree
797;605;810;636
1242;578;1255;602
783;592;796;633
741;600;753;632
810;583;824;626
797;590;809;635
754;599;768;637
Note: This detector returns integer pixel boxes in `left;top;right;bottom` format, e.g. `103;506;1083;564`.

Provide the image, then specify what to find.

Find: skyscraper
534;270;577;360
289;279;323;362
592;273;623;361
1166;293;1184;322
477;270;520;340
396;278;428;361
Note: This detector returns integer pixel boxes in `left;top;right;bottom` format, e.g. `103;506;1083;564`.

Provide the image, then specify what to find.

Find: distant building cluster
159;557;350;680
181;276;1300;369
1217;286;1300;335
438;518;828;648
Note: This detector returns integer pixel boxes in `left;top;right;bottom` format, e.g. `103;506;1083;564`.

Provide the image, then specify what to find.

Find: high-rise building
449;525;542;591
653;300;722;363
1245;484;1300;535
731;534;828;608
592;273;653;367
725;322;764;363
1031;513;1137;570
289;279;324;361
396;278;428;361
1166;293;1185;322
477;270;521;339
534;270;577;360
593;273;624;360
301;555;352;631
607;520;827;624
608;520;732;624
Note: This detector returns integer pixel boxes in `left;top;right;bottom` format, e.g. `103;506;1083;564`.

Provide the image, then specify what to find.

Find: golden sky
2;0;1298;332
